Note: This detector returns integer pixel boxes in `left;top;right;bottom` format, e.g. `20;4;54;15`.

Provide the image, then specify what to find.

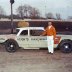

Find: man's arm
41;31;46;36
41;27;47;36
53;27;56;39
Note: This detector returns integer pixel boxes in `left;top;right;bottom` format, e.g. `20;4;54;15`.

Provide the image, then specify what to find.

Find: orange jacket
42;25;56;38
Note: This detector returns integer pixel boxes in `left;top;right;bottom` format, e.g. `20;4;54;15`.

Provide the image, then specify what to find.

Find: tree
67;16;72;20
0;6;5;15
56;13;61;20
0;6;6;18
16;4;41;19
45;12;54;19
16;5;24;19
8;14;21;19
29;8;40;18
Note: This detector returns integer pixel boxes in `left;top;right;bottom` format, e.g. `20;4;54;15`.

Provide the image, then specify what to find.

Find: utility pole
10;0;14;33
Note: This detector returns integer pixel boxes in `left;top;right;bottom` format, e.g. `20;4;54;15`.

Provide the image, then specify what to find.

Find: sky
0;0;72;19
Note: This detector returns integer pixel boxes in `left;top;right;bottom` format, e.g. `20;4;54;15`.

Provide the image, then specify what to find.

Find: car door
16;30;30;48
29;29;47;48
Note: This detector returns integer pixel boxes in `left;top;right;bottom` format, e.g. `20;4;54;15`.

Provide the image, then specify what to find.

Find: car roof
17;27;44;30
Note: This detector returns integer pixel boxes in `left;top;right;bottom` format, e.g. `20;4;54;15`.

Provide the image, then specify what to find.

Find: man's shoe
49;52;53;54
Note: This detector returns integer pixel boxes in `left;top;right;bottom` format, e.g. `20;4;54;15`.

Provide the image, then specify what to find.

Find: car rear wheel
58;39;72;53
5;39;19;52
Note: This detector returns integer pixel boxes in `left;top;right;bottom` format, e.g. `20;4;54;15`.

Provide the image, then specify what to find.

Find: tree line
0;4;71;20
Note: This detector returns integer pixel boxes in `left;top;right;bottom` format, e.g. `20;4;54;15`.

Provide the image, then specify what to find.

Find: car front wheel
5;39;19;52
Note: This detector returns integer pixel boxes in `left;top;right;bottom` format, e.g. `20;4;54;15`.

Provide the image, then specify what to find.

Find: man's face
48;22;52;26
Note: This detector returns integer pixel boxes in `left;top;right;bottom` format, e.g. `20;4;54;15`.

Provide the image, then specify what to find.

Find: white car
0;27;72;53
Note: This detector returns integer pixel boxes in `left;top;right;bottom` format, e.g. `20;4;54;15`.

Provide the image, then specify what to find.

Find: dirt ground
0;45;72;72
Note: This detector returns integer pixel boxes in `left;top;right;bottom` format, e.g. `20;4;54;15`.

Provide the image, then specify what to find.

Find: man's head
48;22;52;26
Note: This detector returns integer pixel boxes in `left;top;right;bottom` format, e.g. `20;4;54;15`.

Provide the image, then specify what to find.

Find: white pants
47;36;54;53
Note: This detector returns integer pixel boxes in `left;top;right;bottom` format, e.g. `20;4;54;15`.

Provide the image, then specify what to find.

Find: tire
58;39;72;53
5;39;19;52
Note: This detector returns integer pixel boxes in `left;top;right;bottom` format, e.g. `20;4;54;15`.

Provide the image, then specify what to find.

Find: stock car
0;27;72;53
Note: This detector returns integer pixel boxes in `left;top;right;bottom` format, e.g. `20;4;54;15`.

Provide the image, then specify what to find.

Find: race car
0;27;72;53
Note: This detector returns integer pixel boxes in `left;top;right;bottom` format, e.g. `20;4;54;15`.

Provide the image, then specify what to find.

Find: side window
30;30;44;36
20;30;28;35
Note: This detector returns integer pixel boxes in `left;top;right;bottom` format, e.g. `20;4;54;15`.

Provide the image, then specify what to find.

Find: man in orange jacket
42;22;56;54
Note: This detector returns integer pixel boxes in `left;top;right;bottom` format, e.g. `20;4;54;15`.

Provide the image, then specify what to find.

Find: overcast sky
0;0;72;19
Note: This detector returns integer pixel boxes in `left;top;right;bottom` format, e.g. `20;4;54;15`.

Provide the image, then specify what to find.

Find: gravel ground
0;45;72;72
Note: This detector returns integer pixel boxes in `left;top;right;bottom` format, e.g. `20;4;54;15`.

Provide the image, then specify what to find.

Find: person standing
41;22;56;54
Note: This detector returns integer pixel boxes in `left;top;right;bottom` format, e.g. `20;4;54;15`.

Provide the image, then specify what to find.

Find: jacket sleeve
41;28;47;36
53;27;56;38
